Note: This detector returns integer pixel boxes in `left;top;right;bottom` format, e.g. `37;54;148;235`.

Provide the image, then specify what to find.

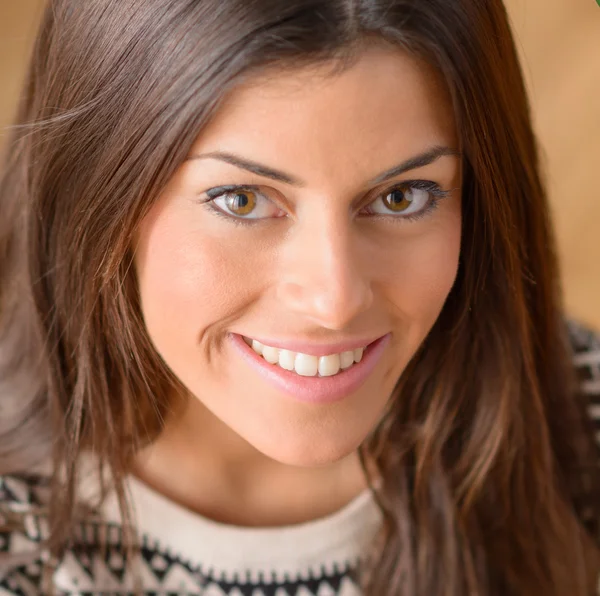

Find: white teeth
262;345;279;364
244;335;369;377
278;349;296;371
294;353;319;376
318;354;341;377
340;350;355;369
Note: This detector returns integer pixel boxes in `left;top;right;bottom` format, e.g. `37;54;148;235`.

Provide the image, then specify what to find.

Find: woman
1;0;599;594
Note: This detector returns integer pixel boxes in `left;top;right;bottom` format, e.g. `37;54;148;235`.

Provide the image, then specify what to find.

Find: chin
245;426;366;468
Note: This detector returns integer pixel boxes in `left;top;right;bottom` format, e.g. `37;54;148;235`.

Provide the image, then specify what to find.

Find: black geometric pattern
1;319;599;595
0;474;362;594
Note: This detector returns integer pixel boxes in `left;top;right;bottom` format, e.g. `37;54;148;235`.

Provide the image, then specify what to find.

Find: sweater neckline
100;473;384;579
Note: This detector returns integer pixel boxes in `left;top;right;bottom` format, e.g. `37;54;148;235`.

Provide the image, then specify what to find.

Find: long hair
1;0;599;594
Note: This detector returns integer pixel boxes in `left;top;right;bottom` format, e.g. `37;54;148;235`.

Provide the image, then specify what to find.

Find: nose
275;214;374;330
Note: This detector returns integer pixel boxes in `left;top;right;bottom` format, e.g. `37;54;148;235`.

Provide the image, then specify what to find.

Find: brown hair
1;0;599;594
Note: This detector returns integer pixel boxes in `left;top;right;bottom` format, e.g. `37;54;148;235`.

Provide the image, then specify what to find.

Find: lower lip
228;332;391;405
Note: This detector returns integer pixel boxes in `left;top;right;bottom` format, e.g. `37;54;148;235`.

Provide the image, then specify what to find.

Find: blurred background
1;1;599;329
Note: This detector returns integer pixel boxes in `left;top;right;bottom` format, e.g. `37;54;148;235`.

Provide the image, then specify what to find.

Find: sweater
1;319;599;595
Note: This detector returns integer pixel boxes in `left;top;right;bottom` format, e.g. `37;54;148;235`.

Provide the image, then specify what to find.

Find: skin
132;44;463;526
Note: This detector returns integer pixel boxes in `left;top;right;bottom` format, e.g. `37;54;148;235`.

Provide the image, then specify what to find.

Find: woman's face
134;45;462;467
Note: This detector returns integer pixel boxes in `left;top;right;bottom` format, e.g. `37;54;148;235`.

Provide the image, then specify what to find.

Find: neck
131;395;371;527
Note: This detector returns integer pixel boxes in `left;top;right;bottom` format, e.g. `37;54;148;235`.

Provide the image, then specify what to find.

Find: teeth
262;345;280;364
295;353;319;376
340;350;355;369
278;349;296;371
318;354;341;377
354;347;364;363
243;336;367;377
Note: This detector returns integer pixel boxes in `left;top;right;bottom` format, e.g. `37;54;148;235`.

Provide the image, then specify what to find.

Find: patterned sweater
1;320;599;596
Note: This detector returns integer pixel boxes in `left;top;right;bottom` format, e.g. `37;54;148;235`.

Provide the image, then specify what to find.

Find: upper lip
237;333;388;357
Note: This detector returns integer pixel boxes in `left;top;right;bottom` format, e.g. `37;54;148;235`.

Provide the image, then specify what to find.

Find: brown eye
224;190;257;216
206;186;285;222
382;186;413;212
365;182;433;218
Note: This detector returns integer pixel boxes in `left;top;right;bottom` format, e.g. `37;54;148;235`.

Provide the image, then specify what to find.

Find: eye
205;185;284;220
364;181;443;218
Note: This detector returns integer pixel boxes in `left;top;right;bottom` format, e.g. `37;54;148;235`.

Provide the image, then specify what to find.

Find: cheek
134;201;259;356
380;213;462;323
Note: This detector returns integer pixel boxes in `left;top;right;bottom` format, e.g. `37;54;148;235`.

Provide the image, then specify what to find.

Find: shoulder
566;318;600;433
567;318;600;382
0;472;50;508
0;474;50;594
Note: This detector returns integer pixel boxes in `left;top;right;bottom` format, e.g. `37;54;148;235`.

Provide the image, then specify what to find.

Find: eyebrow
186;145;461;187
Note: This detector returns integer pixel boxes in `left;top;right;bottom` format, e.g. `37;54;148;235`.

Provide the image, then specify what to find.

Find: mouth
241;335;371;378
229;332;391;405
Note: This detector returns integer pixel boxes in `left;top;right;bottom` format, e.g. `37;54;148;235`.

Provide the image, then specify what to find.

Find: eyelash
200;180;451;228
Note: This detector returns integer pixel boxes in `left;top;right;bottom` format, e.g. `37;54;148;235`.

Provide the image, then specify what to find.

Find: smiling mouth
241;335;369;378
230;332;391;404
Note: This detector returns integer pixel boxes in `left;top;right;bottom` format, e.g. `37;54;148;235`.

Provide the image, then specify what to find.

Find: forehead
191;44;457;187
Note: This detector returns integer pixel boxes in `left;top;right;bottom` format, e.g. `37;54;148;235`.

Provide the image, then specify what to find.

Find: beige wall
1;1;599;329
505;0;600;331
